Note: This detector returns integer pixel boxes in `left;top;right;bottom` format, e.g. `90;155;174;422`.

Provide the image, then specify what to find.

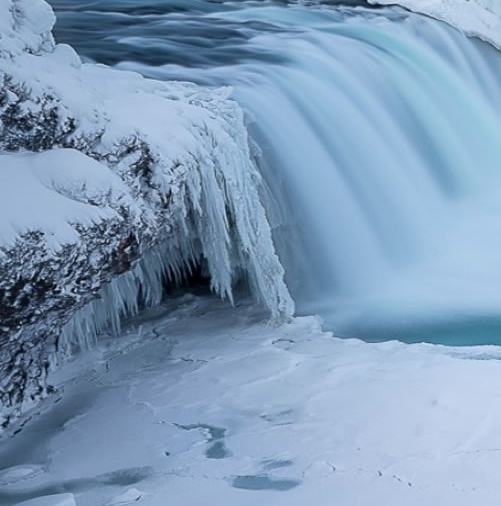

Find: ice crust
7;297;501;506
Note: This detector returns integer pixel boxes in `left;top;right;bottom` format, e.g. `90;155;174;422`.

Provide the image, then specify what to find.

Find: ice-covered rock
0;0;293;427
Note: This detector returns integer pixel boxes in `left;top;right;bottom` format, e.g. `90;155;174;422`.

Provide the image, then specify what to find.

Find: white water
52;1;501;344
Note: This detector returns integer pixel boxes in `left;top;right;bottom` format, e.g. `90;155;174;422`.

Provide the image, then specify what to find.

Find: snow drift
0;0;293;426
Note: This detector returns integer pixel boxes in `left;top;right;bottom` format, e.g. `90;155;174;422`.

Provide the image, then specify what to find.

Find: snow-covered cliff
370;0;501;49
0;0;293;426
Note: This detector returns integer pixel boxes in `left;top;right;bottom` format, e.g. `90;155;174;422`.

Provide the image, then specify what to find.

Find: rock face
0;0;294;427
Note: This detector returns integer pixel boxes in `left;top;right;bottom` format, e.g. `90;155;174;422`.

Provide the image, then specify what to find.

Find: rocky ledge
0;0;293;428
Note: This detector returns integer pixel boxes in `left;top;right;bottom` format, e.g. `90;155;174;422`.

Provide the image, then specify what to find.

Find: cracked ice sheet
3;296;501;505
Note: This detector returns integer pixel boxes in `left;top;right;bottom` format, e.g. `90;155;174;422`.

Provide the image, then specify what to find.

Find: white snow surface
0;150;132;251
3;295;501;506
370;0;501;49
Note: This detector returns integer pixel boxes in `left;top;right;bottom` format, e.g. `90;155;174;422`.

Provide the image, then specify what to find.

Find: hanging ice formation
59;98;295;353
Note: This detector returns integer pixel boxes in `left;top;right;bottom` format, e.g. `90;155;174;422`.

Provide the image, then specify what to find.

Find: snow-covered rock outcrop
0;0;293;427
369;0;501;49
0;0;55;57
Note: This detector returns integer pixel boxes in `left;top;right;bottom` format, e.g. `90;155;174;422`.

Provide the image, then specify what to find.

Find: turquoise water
50;1;501;345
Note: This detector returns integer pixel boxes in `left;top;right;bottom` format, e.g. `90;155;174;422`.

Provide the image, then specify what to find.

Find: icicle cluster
59;91;295;354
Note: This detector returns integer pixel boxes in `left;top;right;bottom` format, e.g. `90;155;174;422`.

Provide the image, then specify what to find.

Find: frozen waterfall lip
368;0;501;50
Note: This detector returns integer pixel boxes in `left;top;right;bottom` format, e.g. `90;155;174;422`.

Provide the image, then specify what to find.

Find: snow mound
0;149;131;250
0;0;55;57
369;0;501;49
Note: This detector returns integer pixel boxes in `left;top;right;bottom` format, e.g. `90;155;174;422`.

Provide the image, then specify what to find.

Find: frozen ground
3;294;501;506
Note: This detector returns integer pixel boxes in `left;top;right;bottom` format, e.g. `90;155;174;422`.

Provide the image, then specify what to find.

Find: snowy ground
3;294;501;506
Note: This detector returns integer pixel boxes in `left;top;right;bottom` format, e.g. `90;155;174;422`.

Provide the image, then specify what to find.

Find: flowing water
50;0;501;345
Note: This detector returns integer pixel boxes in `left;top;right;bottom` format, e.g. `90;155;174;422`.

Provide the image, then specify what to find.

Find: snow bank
0;0;293;425
369;0;501;49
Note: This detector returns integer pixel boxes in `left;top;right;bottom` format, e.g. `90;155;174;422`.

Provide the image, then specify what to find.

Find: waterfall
52;1;501;344
220;8;501;343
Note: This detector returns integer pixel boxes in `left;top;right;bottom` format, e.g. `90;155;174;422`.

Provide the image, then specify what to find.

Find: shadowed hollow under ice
52;0;501;344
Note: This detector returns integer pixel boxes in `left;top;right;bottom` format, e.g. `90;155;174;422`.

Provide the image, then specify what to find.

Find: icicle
59;83;294;355
58;236;204;354
178;97;296;319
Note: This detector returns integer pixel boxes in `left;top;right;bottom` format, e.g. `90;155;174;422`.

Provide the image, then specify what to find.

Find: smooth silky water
50;0;501;345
